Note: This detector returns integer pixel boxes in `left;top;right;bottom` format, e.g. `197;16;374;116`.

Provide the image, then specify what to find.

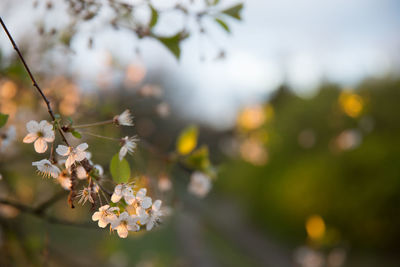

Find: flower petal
74;151;87;162
92;211;101;221
98;219;108;228
23;133;38;143
77;143;88;151
153;200;162;211
65;155;75;169
119;147;127;161
146;220;154;231
34;138;48;153
26;120;39;133
141;197;152;209
56;145;70;156
124;195;135;205
117;226;129;238
111;192;122;203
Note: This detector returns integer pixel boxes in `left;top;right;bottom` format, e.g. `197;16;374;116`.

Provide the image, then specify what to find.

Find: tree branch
0;198;96;229
0;17;70;146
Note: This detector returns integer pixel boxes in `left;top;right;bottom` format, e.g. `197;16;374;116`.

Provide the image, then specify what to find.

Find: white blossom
23;120;54;153
57;171;72;190
114;109;134;126
188;171;212;198
77;187;95;205
92;205;119;228
111;212;139;238
93;164;104;176
56;143;88;169
32;159;61;178
76;165;87;180
146;200;162;231
0;126;16;152
111;183;135;205
136;207;149;225
133;188;152;210
119;136;138;161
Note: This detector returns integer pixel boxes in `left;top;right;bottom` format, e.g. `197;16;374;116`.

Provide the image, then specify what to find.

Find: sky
1;0;400;129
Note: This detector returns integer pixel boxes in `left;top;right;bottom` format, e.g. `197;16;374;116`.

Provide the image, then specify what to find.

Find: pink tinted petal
65;156;74;169
56;145;70;156
23;133;38;143
74;151;86;162
26;120;39;133
34;138;48;153
92;212;101;221
124;195;135;205
117;226;128;238
98;219;108;228
77;143;88;151
111;192;122;203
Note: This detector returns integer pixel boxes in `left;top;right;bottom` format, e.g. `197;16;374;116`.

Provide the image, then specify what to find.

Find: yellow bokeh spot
306;215;326;240
176;125;198;155
237;105;266;131
339;91;363;118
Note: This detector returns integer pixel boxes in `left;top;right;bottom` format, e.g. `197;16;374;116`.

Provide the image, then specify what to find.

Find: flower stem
73;120;114;129
81;131;120;141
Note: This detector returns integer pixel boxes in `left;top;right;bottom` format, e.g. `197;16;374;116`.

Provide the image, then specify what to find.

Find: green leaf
149;5;159;28
71;130;82;139
110;153;131;183
0;113;9;128
214;18;230;33
222;3;244;20
186;146;211;170
176;125;198;155
155;31;189;60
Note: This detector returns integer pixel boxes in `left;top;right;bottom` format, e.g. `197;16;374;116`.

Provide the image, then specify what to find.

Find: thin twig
34;190;68;215
0;17;70;146
73;120;114;129
0;198;96;229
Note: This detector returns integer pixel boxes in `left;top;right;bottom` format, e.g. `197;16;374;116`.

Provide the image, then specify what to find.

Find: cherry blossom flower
23;120;54;153
119;136;138;161
32;159;61;178
111;212;139;238
93;164;104;176
188;171;212;198
57;171;72;190
114;109;134;126
146;200;162;231
133;188;152;210
136;207;149;225
76;187;94;205
76;165;87;180
56;143;88;169
92;205;119;228
0;126;16;152
111;183;135;205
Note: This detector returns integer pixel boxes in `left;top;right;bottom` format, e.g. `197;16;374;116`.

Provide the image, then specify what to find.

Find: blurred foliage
218;78;400;259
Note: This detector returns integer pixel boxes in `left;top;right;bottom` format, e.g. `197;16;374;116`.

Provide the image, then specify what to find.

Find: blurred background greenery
1;0;400;266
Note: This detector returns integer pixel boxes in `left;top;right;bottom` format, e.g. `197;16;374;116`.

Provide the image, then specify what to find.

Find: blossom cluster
93;185;163;238
14;107;214;238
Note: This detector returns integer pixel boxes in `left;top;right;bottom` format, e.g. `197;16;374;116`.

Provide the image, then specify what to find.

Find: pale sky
1;0;399;129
